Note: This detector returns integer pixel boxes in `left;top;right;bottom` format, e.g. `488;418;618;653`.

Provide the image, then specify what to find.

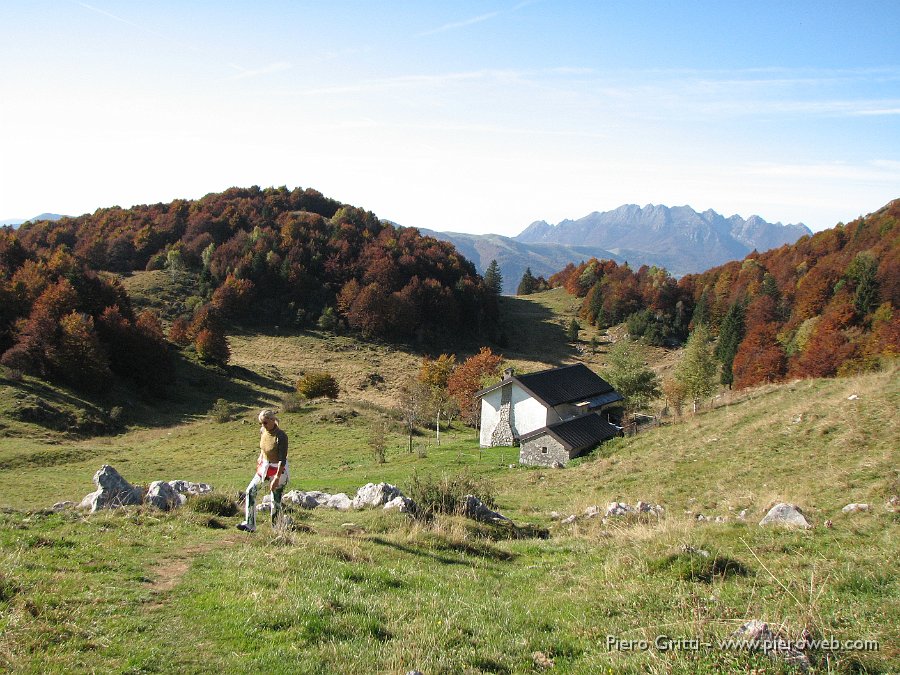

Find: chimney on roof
503;367;515;380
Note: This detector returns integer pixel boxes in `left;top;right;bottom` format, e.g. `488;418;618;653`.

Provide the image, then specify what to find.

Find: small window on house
541;446;548;454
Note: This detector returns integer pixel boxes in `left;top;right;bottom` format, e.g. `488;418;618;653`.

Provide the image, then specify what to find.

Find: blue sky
1;1;898;235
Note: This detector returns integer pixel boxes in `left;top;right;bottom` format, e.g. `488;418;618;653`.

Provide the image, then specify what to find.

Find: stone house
476;363;623;466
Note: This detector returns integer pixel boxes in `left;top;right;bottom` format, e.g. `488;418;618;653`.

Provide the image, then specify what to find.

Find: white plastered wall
510;385;549;436
479;389;503;447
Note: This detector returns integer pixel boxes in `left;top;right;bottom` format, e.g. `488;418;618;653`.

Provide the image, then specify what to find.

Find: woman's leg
271;484;284;526
271;468;287;525
242;473;263;530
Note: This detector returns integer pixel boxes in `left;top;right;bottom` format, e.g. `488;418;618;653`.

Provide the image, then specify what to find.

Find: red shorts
257;461;280;479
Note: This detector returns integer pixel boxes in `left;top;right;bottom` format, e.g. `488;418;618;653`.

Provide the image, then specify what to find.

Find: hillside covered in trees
0;186;497;394
550;199;899;388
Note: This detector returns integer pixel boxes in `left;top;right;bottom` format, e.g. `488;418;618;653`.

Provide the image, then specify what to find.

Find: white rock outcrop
841;503;869;514
325;493;353;511
283;490;327;509
146;480;183;511
383;495;417;514
80;465;143;513
352;482;402;509
168;480;212;496
759;503;811;529
461;495;508;523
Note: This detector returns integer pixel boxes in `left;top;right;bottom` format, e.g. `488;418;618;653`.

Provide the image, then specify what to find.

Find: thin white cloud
74;1;168;40
74;1;294;83
418;11;502;37
417;0;544;37
300;69;516;96
76;1;143;31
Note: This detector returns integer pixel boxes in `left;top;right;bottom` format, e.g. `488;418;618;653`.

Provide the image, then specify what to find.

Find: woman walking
237;409;288;532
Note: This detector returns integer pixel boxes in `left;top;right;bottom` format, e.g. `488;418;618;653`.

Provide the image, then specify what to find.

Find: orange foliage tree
447;347;504;426
732;323;786;389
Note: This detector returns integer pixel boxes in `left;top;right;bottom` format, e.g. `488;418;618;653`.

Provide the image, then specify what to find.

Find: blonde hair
258;409;278;424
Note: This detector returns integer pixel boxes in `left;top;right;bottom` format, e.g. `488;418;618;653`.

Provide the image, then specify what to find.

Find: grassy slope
0;286;897;673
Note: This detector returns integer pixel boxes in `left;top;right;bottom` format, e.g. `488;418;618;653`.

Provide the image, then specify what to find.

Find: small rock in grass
351;482;401;509
759;503;811;529
732;620;810;671
841;503;869;514
605;502;634;517
532;651;554;669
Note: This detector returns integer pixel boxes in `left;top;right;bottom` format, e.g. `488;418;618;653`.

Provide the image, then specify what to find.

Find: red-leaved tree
447;347;504;426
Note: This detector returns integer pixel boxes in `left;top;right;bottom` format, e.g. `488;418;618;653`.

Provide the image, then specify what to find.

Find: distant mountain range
416;229;625;295
1;213;66;228
422;204;811;294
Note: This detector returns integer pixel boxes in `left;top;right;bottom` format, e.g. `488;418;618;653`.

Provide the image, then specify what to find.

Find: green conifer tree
517;267;537;296
715;299;746;387
484;259;503;296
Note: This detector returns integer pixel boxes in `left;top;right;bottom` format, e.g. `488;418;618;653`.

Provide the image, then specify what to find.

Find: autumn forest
0;185;897;400
547;199;899;388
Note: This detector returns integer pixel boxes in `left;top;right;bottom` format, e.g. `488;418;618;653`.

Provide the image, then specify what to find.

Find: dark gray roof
582;391;624;409
514;363;615;407
519;413;620;452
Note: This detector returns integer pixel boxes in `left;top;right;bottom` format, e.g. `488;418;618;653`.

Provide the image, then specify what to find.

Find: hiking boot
236;522;256;533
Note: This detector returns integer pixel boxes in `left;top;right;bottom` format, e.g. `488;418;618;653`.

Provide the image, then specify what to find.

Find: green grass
0;367;896;672
0;286;897;672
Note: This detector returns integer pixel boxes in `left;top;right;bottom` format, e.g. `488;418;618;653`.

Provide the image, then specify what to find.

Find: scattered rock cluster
266;482;412;514
258;482;508;523
64;469;514;526
73;465;211;513
555;500;665;525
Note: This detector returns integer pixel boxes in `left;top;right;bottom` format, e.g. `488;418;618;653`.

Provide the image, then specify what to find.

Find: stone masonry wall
490;384;516;447
520;434;570;467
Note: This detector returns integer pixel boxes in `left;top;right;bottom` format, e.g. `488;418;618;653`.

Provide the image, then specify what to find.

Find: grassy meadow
0;285;897;673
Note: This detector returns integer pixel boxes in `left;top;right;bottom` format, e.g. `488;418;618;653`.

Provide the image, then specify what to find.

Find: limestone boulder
383;495;417;514
283;490;326;509
635;501;664;515
352;482;402;509
461;495;509;523
325;493;353;511
841;503;869;514
80;465;143;513
759;503;811;529
145;480;184;511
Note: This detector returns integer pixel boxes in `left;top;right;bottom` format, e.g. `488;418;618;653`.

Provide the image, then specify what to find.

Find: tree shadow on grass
128;354;290;428
368;536;477;566
368;533;517;567
0;351;294;435
495;296;579;367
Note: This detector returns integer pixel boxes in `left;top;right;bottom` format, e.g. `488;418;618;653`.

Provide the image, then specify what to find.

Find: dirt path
143;534;242;610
